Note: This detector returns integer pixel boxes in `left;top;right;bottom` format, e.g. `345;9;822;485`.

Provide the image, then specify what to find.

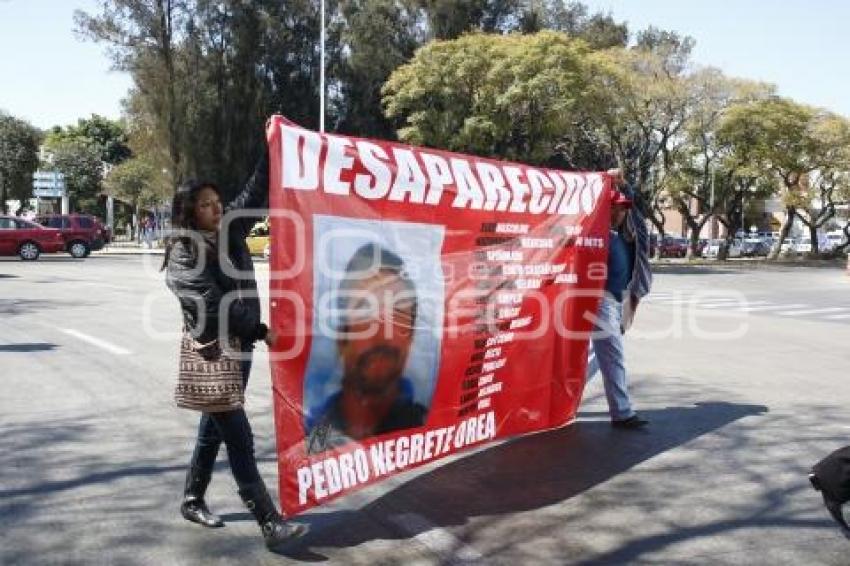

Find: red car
35;214;110;258
0;216;65;260
659;236;688;258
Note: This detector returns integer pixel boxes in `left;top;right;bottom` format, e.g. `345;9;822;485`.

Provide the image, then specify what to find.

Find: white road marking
776;307;849;316
60;329;132;355
702;300;768;309
824;313;850;320
650;298;702;305
738;303;808;312
388;512;483;562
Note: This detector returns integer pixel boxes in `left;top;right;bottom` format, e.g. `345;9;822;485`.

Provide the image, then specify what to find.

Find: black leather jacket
165;152;269;346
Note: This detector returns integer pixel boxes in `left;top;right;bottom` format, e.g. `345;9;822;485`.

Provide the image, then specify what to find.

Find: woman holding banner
162;148;308;550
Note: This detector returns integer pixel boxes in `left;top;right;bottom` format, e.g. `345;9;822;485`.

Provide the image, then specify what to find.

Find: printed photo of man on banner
303;216;445;454
265;115;611;515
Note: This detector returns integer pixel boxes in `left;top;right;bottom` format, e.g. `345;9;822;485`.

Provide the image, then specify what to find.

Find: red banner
267;115;611;515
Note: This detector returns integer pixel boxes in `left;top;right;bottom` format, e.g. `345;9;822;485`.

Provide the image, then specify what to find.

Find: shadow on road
282;401;767;560
0;343;58;353
0;298;98;317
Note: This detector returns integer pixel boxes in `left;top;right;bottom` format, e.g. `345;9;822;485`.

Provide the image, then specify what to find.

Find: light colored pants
586;295;636;421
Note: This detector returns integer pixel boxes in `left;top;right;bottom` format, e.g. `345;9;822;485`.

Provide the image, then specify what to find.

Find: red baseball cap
610;188;633;208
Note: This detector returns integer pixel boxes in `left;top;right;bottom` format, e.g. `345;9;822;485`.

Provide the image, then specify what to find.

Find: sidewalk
651;255;848;271
96;243;845;271
93;242;270;263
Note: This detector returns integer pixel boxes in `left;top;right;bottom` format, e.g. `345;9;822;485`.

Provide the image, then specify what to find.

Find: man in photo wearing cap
586;168;653;429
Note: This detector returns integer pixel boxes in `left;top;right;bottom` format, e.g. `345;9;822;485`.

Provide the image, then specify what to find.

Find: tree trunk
718;233;733;261
135;200;142;243
769;206;796;260
808;222;819;256
687;231;701;260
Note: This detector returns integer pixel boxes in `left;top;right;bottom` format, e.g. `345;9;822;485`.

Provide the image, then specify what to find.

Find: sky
583;0;850;118
1;0;849;131
0;0;133;130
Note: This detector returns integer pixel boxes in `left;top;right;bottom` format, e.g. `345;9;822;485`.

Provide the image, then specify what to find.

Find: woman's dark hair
160;179;222;271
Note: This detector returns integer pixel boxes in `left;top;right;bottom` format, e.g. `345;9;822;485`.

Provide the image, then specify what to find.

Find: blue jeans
188;345;261;487
586;295;636;421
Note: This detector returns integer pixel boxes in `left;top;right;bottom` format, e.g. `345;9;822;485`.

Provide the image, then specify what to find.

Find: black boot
238;480;308;549
180;465;224;528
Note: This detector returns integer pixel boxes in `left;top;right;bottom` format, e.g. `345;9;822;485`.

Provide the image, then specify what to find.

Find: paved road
1;255;849;565
645;263;850;324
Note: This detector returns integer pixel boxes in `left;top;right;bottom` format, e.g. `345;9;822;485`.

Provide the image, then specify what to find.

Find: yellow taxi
246;219;270;257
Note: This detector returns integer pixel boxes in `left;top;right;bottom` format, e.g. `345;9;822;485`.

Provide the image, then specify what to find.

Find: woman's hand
264;327;278;347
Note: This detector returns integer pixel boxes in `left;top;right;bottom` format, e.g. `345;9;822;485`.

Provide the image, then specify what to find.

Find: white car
780;238;798;254
796;237;812;253
825;233;845;251
703;239;742;259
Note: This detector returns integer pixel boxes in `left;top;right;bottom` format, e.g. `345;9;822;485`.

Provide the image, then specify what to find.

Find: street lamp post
319;0;326;133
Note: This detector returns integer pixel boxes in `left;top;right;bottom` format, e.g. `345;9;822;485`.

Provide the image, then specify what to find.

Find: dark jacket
165;152;269;346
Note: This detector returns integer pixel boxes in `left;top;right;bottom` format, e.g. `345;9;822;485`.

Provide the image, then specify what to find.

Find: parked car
659;236;688;258
703;239;742;259
0;216;65;260
825;232;846;252
741;238;770;257
34;214;109;258
779;238;798;254
245;219;270;256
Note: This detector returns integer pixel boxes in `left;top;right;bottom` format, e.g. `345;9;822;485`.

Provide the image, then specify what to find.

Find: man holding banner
586;169;653;429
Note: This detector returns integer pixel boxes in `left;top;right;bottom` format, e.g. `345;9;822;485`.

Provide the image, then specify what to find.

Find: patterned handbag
175;332;244;412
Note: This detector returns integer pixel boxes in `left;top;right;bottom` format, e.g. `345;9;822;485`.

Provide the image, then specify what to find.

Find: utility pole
319;0;326;133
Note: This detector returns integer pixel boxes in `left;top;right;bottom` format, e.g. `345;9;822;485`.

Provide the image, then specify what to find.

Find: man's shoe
612;415;649;429
811;473;850;539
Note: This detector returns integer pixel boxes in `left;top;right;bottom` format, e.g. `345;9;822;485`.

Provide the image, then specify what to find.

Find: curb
650;257;846;271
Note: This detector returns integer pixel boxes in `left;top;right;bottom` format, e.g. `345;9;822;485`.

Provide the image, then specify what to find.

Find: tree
525;1;628;48
571;44;694;235
790;114;850;255
383;31;596;165
335;0;419;139
662;71;774;258
46;139;103;213
76;1;186;183
77;1;335;198
635;25;694;74
48;115;131;165
103;157;168;228
717;98;830;259
0;113;41;214
410;0;525;39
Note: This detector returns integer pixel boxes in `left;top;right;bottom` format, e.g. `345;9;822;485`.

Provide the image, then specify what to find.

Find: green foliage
47;139;103;213
103;157;166;211
46;115;131;165
71;0;849;256
336;0;420;138
524;1;628;48
717;97;821;184
0;112;41;213
384;31;594;165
